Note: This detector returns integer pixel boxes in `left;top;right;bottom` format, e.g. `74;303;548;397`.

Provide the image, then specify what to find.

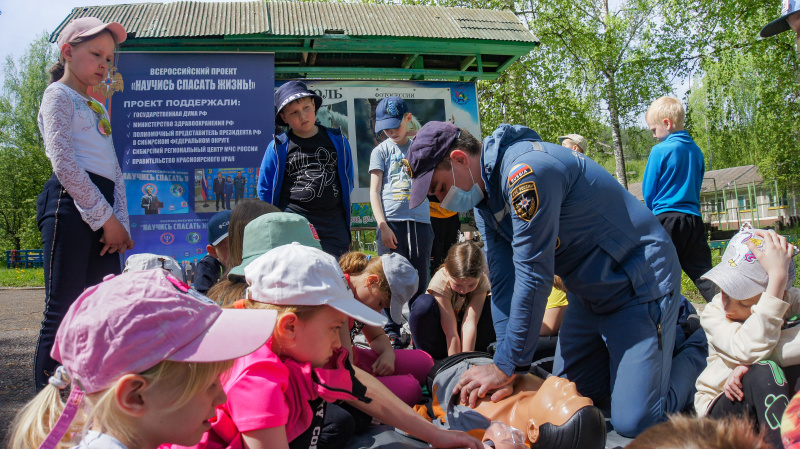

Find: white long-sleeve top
695;287;800;415
37;82;129;233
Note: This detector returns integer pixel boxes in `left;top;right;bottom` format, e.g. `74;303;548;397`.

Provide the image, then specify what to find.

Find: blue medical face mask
440;162;484;212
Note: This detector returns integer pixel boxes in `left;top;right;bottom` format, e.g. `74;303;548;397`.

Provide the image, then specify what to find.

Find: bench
6;249;44;269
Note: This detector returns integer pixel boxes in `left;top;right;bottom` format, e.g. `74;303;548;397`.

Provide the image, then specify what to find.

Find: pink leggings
353;346;433;406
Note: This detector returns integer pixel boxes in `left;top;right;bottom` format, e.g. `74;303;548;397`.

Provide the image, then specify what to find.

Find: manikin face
525;376;593;443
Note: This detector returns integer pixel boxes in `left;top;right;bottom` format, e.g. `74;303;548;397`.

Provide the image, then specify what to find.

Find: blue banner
108;52;274;264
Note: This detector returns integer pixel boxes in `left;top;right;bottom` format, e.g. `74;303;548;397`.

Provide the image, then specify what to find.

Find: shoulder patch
510;181;539;222
508;163;533;187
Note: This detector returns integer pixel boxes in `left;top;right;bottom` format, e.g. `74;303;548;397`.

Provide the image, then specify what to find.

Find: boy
642;97;716;302
195;209;230;294
369;96;433;348
694;223;800;448
257;80;354;258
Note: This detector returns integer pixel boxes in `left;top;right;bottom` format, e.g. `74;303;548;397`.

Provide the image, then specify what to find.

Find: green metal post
734;179;740;230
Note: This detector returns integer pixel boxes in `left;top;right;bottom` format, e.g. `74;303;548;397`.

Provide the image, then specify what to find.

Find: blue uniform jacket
257;126;354;225
642;131;705;216
475;124;681;375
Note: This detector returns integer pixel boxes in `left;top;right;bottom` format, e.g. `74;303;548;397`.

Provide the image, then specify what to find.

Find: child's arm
363;324;396;376
722;364;750;401
701;294;786;364
111;163;133;251
460;292;487;353
369;169;397;249
242;426;290;449
257;141;278;203
434;293;462;356
347;366;485;449
768;288;800;366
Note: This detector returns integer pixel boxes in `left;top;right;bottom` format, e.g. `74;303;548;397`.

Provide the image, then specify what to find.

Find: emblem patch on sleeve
508;163;533;187
510;181;539;221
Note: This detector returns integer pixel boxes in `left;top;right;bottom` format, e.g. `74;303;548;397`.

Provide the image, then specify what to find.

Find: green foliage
0;267;45;287
0;34;55;252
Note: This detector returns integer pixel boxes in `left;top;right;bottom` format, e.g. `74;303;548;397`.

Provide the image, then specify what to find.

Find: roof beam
402;54;419;69
459;56;476;72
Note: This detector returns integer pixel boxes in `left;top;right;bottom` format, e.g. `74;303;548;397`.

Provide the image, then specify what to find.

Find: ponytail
443;241;484;280
48;57;65;84
338;251;390;298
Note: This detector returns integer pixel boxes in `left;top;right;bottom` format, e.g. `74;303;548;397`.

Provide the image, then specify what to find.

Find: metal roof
627;165;764;202
52;1;535;42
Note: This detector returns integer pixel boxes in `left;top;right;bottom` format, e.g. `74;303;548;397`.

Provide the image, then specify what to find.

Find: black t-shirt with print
279;127;349;254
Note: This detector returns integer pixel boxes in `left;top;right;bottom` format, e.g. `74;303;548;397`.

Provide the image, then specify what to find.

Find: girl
409;241;495;360
188;244;484;449
35;17;134;391
9;269;276;449
338;251;434;406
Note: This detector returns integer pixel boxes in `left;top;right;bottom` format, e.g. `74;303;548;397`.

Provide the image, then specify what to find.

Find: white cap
124;253;184;282
244;243;387;327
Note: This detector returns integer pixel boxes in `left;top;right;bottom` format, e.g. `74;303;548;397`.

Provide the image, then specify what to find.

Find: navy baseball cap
208;210;231;246
375;96;409;133
404;121;461;209
274;81;322;126
761;0;800;37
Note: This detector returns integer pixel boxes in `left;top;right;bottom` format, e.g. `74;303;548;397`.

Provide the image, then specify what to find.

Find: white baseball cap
244;243;387;327
124;253;184;282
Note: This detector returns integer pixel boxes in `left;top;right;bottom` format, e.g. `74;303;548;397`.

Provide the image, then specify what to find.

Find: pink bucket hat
52;269;276;394
57;17;127;49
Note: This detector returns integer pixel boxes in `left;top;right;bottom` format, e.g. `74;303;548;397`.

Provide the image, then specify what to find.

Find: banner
105;52;274;263
281;81;481;228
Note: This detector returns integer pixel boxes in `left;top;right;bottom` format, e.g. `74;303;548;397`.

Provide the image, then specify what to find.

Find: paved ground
0;288;43;445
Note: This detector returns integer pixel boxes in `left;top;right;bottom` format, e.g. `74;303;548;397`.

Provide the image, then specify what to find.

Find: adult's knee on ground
612;408;660;438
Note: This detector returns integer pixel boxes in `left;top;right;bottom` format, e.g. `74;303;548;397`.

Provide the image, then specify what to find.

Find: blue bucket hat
761;0;800;37
375;96;410;133
274;80;322;126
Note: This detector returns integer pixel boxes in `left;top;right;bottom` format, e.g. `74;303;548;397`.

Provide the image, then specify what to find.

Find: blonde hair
626;415;770;449
207;278;249;307
646;96;685;128
8;360;232;449
553;275;567;293
338;252;390;300
443;241;485;280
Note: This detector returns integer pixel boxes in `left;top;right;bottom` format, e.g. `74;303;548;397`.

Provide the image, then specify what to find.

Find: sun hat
57;17;127;49
228;212;322;278
375;96;410;133
381;253;419;323
761;0;800;37
274;80;323;126
244;243;387;327
700;223;798;300
208;210;232;246
123;253;184;281
557;134;588;153
405;121;462;209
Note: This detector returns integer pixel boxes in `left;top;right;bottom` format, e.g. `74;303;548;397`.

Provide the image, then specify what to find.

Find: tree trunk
605;72;627;189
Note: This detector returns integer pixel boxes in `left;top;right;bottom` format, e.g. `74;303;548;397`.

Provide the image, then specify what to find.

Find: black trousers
657;212;716;301
409;293;496;360
429;214;460;277
708;361;800;448
34;173;122;391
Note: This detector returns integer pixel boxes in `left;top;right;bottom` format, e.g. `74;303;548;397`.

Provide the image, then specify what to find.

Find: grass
0;267;45;287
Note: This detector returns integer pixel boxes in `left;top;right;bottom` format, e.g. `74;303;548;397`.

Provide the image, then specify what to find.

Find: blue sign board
109;52;274;264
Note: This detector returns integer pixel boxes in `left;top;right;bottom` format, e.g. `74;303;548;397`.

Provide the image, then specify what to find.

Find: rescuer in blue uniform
404;121;707;437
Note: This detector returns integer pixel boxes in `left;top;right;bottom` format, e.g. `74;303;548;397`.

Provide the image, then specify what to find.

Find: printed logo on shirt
508;163;533;187
510;181;539;222
309;223;320;240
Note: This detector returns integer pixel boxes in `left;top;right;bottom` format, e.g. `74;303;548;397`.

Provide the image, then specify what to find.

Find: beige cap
557;134;587;153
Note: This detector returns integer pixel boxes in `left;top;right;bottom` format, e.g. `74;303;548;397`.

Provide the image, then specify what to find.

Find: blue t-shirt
368;138;430;223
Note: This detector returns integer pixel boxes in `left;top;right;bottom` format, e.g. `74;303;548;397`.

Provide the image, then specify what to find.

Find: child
223;176;233;210
369;96;434;348
9;269;276;449
627;415;771;449
409;241;495;360
338;251;434;406
642;97;716;302
694;224;800;447
194;210;231;294
34;17;134;391
186;244;483;449
257;80;354;258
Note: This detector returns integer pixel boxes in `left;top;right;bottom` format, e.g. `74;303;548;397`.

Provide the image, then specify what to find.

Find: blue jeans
553;289;707;437
376;220;433;335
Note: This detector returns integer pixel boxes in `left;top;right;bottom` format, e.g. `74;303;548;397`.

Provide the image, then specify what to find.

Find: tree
0;34;56;252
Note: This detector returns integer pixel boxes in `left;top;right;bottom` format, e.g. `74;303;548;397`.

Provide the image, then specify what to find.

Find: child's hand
379;222;397;250
723;364;750;401
429;429;487;449
746;230;795;298
100;216;131;256
371;350;396;376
